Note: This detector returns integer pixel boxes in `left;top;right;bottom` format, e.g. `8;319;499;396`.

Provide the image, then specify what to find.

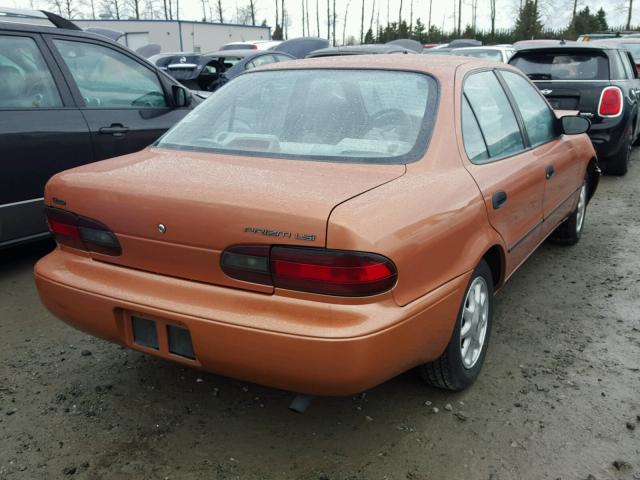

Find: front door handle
545;165;555;179
99;123;130;136
492;191;508;209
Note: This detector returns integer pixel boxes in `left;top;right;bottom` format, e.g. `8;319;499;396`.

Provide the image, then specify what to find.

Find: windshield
157;69;437;164
455;49;503;61
511;51;609;80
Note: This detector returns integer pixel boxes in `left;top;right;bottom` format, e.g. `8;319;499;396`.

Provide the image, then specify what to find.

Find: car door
498;70;582;236
459;70;546;275
47;36;188;161
616;49;640;140
0;31;92;246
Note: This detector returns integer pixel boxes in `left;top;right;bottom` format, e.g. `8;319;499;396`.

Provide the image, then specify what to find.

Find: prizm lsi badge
244;227;316;242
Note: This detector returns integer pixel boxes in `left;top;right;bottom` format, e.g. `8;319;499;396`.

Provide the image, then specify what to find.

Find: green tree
364;27;375;43
568;7;602;37
513;0;543;40
272;24;283;40
596;7;608;31
412;17;425;41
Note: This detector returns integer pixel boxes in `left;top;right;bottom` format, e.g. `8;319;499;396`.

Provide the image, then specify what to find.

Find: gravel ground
1;155;639;480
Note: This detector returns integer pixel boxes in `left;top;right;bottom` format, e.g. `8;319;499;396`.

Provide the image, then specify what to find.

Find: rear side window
618;50;635;79
245;54;277;70
500;71;557;147
0;35;62;108
463;71;524;161
461;96;489;163
622;43;640;62
53;39;167;108
511;51;609;80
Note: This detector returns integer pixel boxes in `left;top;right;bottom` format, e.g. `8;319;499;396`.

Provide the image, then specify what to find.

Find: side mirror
561;115;590;135
172;84;192;108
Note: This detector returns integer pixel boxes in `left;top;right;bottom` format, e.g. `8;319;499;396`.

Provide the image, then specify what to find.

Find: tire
550;179;588;246
418;259;494;391
604;130;631;176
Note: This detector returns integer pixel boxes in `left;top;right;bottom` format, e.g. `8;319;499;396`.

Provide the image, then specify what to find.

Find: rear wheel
550;180;587;245
605;129;631;176
419;259;493;391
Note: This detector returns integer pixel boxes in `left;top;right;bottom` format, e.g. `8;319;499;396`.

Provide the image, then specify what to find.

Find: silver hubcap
576;183;587;234
460;277;489;369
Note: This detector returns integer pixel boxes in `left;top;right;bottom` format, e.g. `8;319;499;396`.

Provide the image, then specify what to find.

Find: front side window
0;35;62;108
53;39;167;108
501;71;556;147
157;69;437;164
463;71;524;160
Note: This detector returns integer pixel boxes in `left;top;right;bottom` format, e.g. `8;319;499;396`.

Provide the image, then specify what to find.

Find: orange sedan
35;56;599;395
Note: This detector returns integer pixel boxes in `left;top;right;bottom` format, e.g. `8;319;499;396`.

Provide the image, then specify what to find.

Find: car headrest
0;65;25;100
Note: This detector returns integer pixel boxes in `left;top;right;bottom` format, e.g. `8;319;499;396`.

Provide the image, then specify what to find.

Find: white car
220;40;281;51
451;46;516;63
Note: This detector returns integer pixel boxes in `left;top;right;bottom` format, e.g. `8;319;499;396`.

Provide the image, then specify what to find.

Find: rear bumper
35;249;469;396
588;115;631;159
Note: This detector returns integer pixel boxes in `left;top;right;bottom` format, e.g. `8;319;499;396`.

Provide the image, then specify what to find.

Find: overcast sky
9;0;631;40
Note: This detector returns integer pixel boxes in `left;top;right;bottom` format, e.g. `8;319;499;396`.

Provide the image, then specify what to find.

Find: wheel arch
482;244;506;290
586;156;600;202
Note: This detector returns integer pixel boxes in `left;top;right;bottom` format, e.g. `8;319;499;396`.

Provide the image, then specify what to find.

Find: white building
73;19;271;53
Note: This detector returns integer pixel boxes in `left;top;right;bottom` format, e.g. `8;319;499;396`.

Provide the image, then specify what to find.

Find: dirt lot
1;157;639;480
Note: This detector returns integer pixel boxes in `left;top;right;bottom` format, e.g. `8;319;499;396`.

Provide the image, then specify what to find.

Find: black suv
509;44;640;175
0;8;197;248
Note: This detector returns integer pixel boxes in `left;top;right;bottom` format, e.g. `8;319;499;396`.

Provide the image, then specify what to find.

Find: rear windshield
454;49;502;61
511;51;609;80
157;69;437;164
221;44;254;50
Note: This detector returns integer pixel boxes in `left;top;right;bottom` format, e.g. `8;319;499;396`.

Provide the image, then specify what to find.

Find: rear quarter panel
327;66;505;307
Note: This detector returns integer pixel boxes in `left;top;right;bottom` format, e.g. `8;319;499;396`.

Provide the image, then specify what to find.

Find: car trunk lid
532;81;610;115
44;147;405;291
509;48;612;116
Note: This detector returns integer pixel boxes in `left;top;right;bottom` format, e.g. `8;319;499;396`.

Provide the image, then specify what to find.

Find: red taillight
220;245;397;297
250;44;258;49
598;86;623;117
45;207;121;256
636;64;640;75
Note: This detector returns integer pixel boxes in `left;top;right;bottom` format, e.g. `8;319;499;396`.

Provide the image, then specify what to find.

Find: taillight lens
45;207;121;256
598;86;623;117
220;245;271;284
220;245;397;297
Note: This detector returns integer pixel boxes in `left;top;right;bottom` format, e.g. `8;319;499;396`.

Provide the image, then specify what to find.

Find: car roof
452;46;510;51
307;44;414;57
594;38;640;45
254;53;505;76
0;16;118;43
205;49;264;57
513;43;618;53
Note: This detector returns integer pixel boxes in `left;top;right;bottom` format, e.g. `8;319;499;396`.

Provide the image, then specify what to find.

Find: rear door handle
99;123;130;136
545;165;555;179
492;191;508;209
